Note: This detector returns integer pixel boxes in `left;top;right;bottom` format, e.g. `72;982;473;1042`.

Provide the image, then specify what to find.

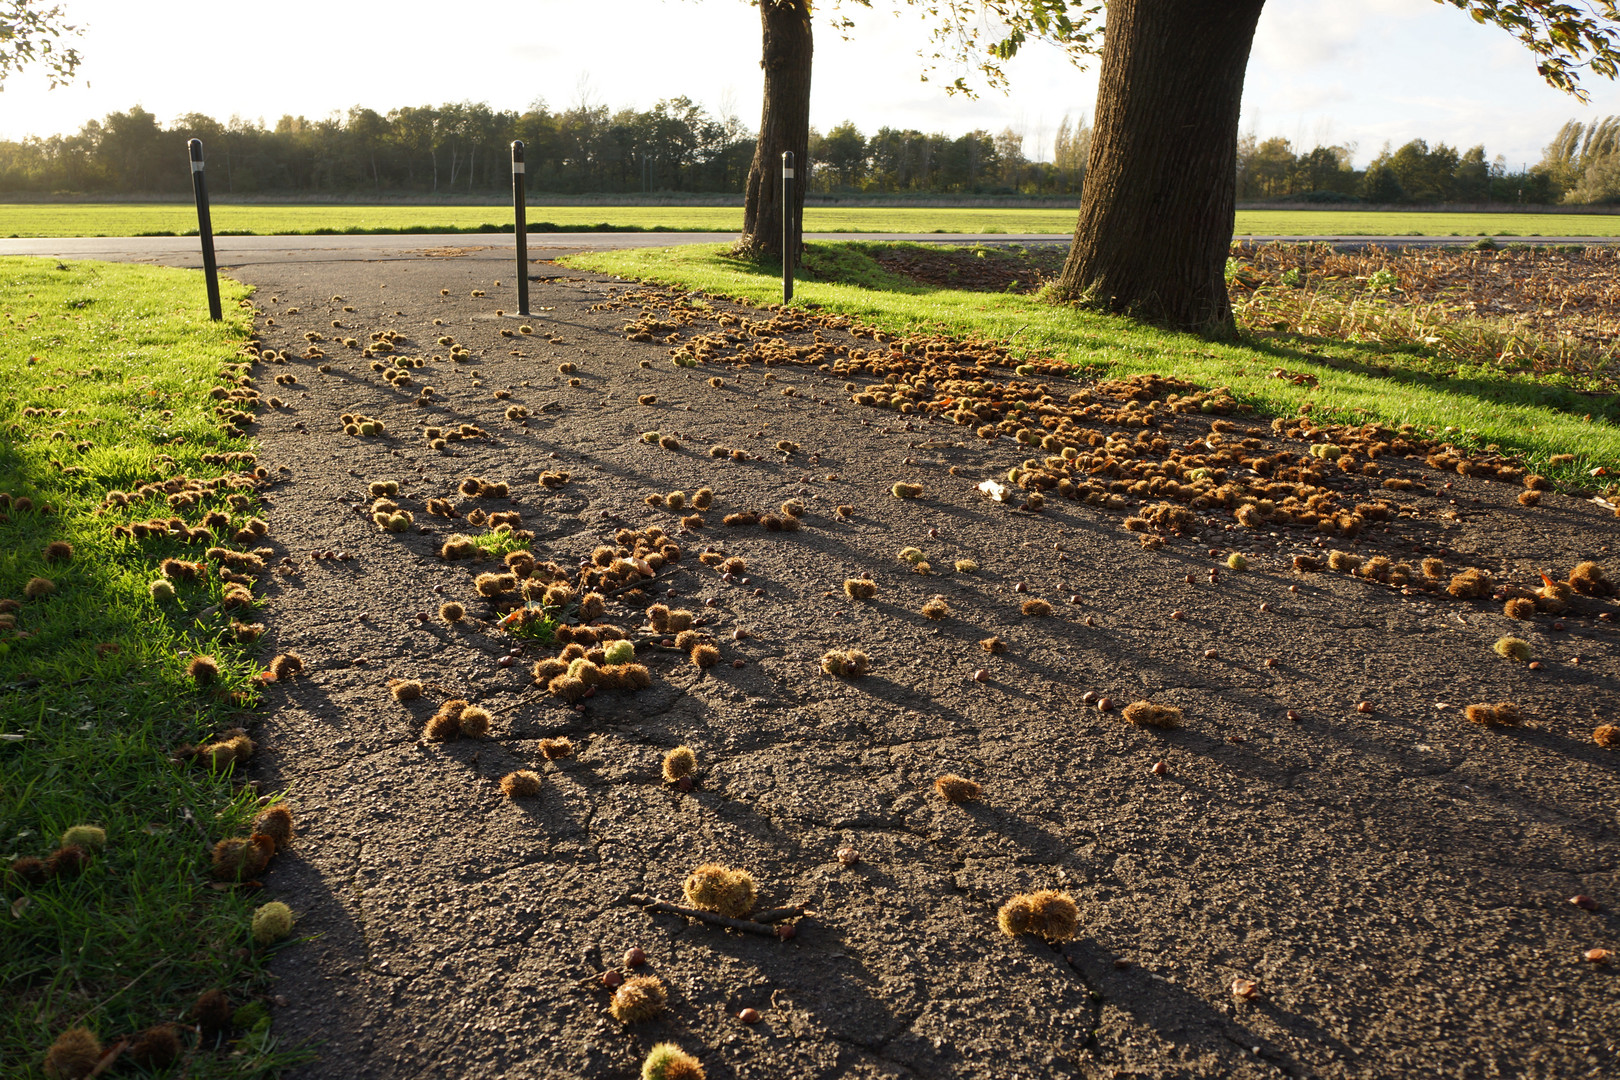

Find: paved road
2;231;1617;270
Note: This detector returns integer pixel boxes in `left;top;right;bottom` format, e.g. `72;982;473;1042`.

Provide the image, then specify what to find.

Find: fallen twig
630;894;809;936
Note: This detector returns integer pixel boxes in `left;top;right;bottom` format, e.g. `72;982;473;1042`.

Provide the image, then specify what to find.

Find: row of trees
1234;132;1607;206
9;101;1617;206
0;101;1091;197
0;101;754;196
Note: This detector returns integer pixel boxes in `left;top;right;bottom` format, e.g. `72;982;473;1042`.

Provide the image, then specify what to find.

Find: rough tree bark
737;0;812;263
1054;0;1267;333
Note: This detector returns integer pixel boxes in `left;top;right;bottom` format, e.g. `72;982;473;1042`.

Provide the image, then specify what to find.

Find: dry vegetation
873;241;1620;398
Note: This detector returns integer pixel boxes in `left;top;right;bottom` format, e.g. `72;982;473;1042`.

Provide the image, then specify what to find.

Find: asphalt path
3;231;1619;271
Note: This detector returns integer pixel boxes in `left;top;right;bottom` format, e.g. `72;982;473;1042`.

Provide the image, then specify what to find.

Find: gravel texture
233;253;1619;1080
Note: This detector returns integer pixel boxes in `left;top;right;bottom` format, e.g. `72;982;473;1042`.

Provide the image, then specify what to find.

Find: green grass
5;203;1620;239
566;242;1620;478
0;258;309;1075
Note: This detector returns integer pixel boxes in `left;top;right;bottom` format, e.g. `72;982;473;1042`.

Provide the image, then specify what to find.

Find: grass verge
0;258;308;1075
7;203;1620;239
565;242;1620;481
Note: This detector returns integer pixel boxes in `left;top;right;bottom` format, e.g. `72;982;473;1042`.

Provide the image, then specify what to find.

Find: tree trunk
737;0;811;263
1054;0;1266;333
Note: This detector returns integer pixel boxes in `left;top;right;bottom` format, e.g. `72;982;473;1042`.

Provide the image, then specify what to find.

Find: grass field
4;203;1620;238
565;242;1620;478
0;258;305;1074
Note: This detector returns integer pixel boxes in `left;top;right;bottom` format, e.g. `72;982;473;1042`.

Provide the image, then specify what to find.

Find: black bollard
188;139;222;321
512;140;530;317
781;151;794;305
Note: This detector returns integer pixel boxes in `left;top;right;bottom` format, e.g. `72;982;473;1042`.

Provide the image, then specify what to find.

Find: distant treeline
0;101;1089;198
1236;118;1620;206
4;101;1618;205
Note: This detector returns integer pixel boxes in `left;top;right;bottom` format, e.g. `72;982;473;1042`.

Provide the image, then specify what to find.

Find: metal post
512;140;530;317
188;139;222;322
781;150;794;305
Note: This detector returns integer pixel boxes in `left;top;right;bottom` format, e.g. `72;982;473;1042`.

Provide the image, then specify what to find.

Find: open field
0;259;306;1074
5;203;1620;239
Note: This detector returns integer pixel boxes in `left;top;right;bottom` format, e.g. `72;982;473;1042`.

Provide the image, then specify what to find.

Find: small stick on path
630;894;812;936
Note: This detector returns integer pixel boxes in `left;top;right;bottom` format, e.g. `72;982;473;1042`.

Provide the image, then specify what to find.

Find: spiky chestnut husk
1595;724;1617;748
126;1024;182;1068
10;855;48;887
663;746;697;782
540;737;575;759
1570;560;1616;596
500;770;543;797
979;636;1007;655
997;889;1079;942
59;825;106;849
24;576;55;599
42;541;73;563
1422;558;1446;578
1447;569;1493;599
1122;701;1183;729
46;845;91;878
439;601;466;623
268;653;303;680
548;674;588;702
843;578;877;600
210;835;274;880
603;640;635;666
533;658;568;683
610;975;668;1023
424;712;460;740
427;699;467;734
193;988;232;1034
934;774;981;802
390;679;424;702
149;579;176;601
42;1026;101;1080
1465;702;1524;726
921;599;949;620
618;663;653;689
568;658;604;686
891;482;923;499
840;649;870;677
251;900;295;944
1492;636;1532;662
642;1042;706;1080
1503;597;1536;620
457;706;492;738
690;643;720;668
691;488;714;509
252;806;294;850
682;864;756;918
1020;599;1052;617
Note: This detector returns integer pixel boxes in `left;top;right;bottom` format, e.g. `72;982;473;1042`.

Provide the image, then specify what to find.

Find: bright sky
2;0;1616;170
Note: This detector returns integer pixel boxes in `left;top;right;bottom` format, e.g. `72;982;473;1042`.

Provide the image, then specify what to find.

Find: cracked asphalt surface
229;251;1619;1079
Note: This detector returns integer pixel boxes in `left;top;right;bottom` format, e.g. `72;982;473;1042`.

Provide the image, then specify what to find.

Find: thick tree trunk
738;0;812;263
1055;0;1266;333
